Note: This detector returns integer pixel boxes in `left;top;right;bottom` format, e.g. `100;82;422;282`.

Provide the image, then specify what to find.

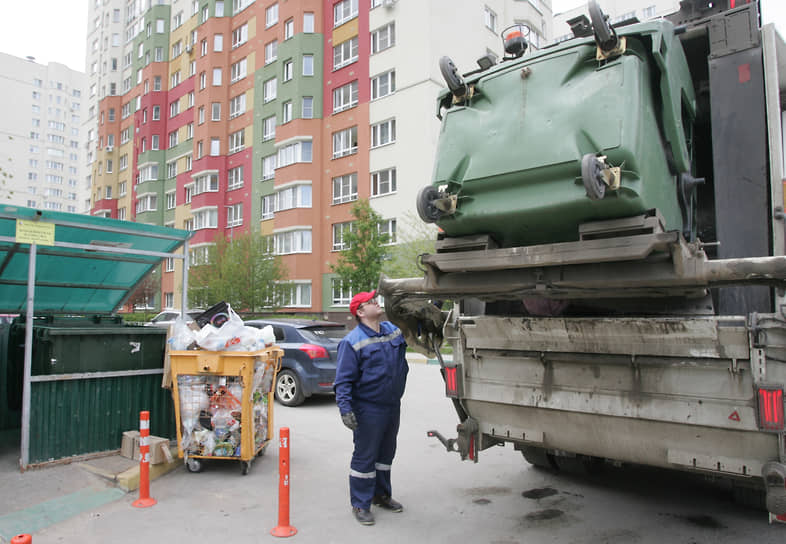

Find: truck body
380;0;786;517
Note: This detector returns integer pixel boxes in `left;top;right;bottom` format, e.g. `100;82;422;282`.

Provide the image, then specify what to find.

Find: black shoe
372;495;403;512
353;507;375;525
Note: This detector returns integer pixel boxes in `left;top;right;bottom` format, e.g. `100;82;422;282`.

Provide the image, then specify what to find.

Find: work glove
341;411;358;431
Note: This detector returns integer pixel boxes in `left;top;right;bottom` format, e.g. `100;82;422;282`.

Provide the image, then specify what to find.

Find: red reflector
469;434;476;461
444;367;458;396
505;30;523;42
299;344;328;359
758;388;785;431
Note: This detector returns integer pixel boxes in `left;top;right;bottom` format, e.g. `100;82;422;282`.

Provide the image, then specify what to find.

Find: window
210;138;221;156
228;165;244;190
227;203;243;227
371;118;396;148
193;207;218;230
484;6;497;32
212;102;221;121
332;126;357;158
231;58;247;82
277;140;312;167
266;3;278;27
262;194;275;220
198;106;205;124
334;0;358;27
119;155;128;171
166;191;176;209
284;18;294;39
333;37;358;70
379;218;397;243
212;68;222;86
232;24;248;48
332;173;358;204
275;183;312;211
282;101;292;123
283;60;293;81
229;129;245;153
265;40;278;64
372;167;397;196
230;94;246;118
263;78;277;102
150;105;159;121
214;34;223;52
170;100;180;118
332;278;352;306
332;221;353;250
273;229;312;255
303;12;314;32
263;115;276;141
371;22;395;54
151;135;160;150
201;39;208;56
188;91;195;108
371;70;396;99
164;292;174;308
154;47;163;62
169;130;179;147
302;54;314;76
262;154;276;180
193;173;219;195
302;96;313;119
168;161;177;178
280;282;312;307
136;193;158;213
642;5;657;18
154;76;162;91
200;71;207;89
333;81;358;113
216;0;225;16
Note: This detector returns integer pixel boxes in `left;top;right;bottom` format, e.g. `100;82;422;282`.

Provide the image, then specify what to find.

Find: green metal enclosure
0;206;192;466
430;20;696;248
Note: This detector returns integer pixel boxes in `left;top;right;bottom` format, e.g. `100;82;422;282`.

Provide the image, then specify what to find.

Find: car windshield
299;326;346;343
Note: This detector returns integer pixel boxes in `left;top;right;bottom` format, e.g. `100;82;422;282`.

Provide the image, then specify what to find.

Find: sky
0;1;783;72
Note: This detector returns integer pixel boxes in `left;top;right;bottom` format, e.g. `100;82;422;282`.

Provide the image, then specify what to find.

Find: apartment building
87;0;553;314
553;0;680;42
0;53;88;213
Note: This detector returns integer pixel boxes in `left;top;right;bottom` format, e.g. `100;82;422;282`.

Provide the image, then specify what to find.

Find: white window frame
371;167;397;196
333;37;358;70
227;165;244;190
263;115;276;141
333;81;358;113
333;0;358;28
371;69;396;100
227;203;243;227
332;173;358;204
371;22;395;54
229;129;245;153
371;118;396;148
332;126;358;158
266;3;279;27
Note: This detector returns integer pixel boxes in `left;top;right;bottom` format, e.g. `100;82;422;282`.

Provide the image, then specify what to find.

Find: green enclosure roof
0;205;192;314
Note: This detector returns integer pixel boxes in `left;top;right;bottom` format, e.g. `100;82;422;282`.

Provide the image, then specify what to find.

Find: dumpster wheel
241;460;251;475
581;153;606;200
185;457;203;473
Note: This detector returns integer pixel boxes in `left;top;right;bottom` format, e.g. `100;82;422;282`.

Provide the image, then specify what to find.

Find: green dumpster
422;19;697;248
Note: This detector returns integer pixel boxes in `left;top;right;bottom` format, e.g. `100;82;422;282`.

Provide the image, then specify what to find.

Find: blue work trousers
348;402;400;509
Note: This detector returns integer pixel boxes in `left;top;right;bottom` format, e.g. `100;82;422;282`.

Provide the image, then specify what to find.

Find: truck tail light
299;344;328;359
757;387;785;431
444;365;462;398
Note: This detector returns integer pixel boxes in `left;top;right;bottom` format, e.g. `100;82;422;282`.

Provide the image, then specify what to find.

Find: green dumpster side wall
28;375;175;464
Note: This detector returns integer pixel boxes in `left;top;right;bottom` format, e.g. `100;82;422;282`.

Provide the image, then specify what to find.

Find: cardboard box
148;436;173;465
120;430;139;459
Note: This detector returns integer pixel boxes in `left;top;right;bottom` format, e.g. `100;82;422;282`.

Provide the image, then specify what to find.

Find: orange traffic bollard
271;427;297;538
11;535;32;544
132;411;157;508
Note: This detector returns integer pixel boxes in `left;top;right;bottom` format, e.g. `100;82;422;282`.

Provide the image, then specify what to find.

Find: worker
334;290;409;526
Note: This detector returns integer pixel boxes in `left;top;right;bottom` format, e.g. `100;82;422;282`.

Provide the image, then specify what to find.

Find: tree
331;199;390;292
381;211;438;279
188;231;287;313
127;265;161;318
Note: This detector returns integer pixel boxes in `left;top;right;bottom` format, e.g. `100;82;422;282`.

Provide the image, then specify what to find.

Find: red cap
349;290;377;316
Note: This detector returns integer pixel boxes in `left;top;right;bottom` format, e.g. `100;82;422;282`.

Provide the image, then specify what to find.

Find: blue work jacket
334;321;409;414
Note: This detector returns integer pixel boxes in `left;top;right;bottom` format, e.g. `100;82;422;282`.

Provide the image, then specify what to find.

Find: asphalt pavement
2;358;786;543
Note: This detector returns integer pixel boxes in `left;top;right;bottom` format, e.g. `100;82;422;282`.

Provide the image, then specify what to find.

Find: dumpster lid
0;205;193;314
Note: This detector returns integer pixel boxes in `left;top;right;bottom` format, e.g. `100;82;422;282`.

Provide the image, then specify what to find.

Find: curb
80;447;181;492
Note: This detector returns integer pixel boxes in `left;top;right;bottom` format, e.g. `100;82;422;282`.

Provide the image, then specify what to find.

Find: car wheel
275;369;305;407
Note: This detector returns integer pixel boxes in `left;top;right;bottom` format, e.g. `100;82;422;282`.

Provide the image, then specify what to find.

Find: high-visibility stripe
352;329;402;352
140;420;150;430
349;469;376;479
375;463;391;471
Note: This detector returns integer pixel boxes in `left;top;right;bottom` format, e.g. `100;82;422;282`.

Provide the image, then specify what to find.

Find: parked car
145;310;203;328
245;318;347;406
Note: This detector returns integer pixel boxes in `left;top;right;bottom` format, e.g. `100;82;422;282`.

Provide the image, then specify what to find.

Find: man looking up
334;290;409;526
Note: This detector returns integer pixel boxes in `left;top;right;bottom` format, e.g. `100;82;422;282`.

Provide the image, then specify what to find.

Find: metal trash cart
170;346;283;474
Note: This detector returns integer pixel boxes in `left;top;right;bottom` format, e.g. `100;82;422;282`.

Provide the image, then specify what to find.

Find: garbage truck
378;0;786;517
